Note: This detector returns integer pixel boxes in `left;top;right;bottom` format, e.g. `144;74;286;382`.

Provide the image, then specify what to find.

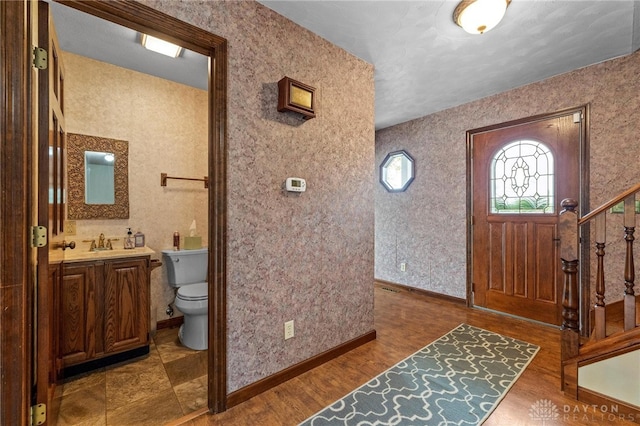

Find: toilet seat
176;282;208;301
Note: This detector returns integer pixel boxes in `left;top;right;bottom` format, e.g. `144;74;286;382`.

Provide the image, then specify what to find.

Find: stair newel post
559;199;580;396
594;213;606;340
559;199;580;348
623;195;636;331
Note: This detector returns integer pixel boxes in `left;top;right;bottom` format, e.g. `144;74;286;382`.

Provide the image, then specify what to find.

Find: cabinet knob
62;240;76;251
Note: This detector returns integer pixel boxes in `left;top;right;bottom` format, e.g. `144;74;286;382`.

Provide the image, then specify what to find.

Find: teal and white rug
300;324;539;426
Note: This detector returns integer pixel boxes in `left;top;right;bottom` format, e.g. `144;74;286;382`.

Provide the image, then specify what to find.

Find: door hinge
573;112;582;123
30;403;46;426
31;226;47;248
471;282;475;292
32;46;48;70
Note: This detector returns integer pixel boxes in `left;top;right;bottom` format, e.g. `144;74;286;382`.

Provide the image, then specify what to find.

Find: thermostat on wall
285;177;306;192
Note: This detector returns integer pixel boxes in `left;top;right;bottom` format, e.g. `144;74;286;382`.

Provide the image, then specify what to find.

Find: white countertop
51;246;156;263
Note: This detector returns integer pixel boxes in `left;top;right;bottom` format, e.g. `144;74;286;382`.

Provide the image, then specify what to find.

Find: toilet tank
162;248;208;287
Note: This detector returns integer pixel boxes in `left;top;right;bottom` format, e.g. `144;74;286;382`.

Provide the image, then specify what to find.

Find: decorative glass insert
490;140;554;214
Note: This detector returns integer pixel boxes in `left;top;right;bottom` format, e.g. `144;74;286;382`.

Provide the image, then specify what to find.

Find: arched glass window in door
490;140;554;214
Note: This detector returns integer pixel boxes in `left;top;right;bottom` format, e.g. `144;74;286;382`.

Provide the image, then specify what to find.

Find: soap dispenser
124;228;135;249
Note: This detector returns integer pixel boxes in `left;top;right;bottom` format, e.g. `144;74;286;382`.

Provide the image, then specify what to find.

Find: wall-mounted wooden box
277;76;316;120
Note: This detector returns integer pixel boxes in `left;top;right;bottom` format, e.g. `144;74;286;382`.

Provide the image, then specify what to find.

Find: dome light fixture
453;0;511;34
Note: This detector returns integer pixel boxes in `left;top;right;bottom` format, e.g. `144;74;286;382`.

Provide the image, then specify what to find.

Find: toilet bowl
175;282;208;350
162;248;208;350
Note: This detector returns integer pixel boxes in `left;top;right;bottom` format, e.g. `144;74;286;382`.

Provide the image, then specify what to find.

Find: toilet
162;248;208;350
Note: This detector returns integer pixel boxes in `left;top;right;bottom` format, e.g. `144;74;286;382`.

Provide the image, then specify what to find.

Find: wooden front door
471;110;583;325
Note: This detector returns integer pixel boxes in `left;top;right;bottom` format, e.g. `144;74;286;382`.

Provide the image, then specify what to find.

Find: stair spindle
624;195;636;330
593;214;606;340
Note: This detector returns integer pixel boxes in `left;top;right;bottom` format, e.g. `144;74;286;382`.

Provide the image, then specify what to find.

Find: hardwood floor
181;284;638;425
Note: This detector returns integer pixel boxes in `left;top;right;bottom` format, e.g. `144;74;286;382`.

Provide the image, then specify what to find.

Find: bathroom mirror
68;133;129;219
85;151;115;204
380;150;415;192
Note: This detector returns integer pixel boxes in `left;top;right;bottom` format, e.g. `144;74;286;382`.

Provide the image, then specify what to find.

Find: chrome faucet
98;233;105;249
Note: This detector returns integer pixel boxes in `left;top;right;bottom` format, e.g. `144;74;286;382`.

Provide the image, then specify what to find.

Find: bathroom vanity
51;247;155;376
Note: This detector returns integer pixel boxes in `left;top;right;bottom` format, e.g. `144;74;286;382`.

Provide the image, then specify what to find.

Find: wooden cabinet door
104;258;150;353
59;262;97;366
49;263;63;379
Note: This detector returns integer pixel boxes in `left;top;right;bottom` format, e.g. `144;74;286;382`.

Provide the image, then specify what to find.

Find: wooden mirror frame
67;133;129;219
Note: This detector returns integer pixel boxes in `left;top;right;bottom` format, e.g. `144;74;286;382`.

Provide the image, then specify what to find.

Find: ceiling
48;1;209;91
50;1;638;130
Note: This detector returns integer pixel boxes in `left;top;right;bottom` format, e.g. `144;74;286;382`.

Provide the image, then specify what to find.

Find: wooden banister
579;182;640;224
559;183;640;402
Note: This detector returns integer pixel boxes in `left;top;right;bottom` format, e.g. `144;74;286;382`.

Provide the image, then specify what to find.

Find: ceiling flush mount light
453;0;511;34
141;34;182;58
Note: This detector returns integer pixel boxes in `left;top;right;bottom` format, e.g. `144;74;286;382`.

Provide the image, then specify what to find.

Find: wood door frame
0;0;229;422
466;106;591;331
1;1;34;424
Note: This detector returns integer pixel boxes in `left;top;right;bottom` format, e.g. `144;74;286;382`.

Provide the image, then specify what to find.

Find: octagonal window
380;150;415;192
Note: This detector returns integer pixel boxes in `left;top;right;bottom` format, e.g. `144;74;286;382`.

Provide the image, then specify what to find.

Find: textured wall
63;52;209;329
376;50;640;303
140;0;376;392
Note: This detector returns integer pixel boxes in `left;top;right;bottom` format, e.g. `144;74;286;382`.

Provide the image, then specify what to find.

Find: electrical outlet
284;320;294;340
400;262;407;272
66;220;77;236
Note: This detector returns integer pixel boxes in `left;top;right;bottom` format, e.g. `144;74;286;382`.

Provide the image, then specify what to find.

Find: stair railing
559;183;640;394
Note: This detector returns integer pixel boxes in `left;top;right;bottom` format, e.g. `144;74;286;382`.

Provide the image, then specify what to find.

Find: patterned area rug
300;324;539;426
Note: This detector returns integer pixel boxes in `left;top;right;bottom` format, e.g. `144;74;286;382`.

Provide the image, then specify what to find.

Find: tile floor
54;327;207;426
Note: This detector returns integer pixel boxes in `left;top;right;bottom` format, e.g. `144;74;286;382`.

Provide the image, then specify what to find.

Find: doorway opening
35;0;228;421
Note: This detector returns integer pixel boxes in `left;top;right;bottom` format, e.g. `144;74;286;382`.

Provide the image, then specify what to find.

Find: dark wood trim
208;27;228;415
466;105;590;135
588;295;640;331
578;103;591;338
226;330;377;408
53;0;229;415
375;280;466;305
564;326;640;365
156;316;184;330
465;128;474;308
164;407;209;426
577;387;640;423
57;1;225;56
1;1;32;424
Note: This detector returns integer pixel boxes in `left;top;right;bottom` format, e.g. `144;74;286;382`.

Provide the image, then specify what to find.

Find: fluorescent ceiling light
141;34;182;58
